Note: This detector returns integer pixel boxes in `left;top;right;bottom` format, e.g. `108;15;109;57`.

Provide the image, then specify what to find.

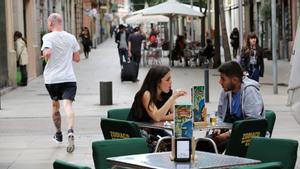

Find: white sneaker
66;132;75;153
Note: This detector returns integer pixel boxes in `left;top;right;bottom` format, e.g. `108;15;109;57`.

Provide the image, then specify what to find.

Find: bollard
204;62;209;103
100;81;113;105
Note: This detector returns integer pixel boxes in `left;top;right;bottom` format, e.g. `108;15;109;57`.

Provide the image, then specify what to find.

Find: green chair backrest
100;118;141;139
225;118;268;157
107;108;131;120
53;159;91;169
264;110;276;137
92;138;149;169
231;162;283;169
246;137;298;169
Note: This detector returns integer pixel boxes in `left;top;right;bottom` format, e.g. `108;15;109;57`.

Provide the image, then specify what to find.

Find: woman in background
14;31;28;86
80;27;92;58
240;32;264;82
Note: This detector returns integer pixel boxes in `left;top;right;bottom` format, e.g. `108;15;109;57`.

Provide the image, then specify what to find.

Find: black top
230;31;239;49
240;46;264;77
127;90;173;122
115;30;129;48
128;33;146;54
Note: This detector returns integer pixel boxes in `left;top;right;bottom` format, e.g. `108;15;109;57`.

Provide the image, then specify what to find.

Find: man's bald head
47;13;63;31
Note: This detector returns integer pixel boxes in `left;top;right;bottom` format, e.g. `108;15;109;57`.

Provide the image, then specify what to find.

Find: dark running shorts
45;82;77;101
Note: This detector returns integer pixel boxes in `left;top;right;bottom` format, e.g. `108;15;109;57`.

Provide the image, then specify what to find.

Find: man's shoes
53;132;63;143
66;132;75;153
133;79;140;83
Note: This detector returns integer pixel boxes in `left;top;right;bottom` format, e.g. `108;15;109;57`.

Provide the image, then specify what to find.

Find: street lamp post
238;0;243;53
207;0;211;39
271;0;278;94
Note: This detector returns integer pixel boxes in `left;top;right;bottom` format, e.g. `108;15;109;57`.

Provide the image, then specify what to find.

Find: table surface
107;151;260;169
135;121;232;132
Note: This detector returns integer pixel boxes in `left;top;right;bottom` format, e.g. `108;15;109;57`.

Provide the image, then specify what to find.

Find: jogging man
41;13;80;153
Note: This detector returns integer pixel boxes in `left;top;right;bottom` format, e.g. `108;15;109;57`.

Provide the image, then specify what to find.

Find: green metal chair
53;159;91;169
264;110;276;137
100;118;172;152
92;138;149;169
100;118;141;139
246;137;298;169
107;108;131;120
231;162;283;169
225;118;268;157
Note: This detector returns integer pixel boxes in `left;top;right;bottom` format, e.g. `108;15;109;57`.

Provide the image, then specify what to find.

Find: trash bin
100;81;112;105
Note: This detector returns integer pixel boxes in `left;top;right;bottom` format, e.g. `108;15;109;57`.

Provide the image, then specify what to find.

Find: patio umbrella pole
169;16;173;66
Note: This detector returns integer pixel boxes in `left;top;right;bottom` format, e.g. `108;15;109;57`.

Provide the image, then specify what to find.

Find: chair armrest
154;136;172;152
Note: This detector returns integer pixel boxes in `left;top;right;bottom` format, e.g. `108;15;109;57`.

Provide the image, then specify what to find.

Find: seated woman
198;38;214;66
171;35;186;66
127;65;186;145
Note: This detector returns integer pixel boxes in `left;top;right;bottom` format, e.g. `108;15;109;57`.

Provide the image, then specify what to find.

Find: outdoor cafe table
107;151;260;169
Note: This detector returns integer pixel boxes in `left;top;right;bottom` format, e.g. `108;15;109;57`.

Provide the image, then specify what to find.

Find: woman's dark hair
14;31;27;46
246;32;258;48
206;38;212;44
131;65;171;119
218;61;243;82
233;27;238;32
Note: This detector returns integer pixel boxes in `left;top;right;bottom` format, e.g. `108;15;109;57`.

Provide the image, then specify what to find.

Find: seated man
198;38;214;66
197;61;264;153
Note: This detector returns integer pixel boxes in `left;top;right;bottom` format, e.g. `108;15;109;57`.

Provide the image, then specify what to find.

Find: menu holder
171;104;196;161
174;104;193;138
170;136;196;161
191;86;206;124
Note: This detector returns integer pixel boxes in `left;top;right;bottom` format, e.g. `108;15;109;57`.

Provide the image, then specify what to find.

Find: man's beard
225;82;235;91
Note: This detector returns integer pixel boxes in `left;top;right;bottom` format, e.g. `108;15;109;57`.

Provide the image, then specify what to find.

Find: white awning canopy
126;14;169;24
141;0;203;17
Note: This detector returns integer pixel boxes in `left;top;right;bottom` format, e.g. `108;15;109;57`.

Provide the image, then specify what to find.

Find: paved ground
0;38;299;169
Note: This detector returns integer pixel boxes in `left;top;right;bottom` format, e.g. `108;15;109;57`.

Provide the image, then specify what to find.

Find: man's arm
140;27;147;40
128;41;132;58
115;32;119;43
73;51;80;63
243;86;264;119
42;48;52;61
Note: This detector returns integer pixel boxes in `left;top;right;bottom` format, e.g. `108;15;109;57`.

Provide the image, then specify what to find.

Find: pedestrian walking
240;32;264;82
14;31;28;86
79;27;92;59
110;25;115;38
41;13;80;153
230;27;239;58
115;24;129;66
128;25;146;81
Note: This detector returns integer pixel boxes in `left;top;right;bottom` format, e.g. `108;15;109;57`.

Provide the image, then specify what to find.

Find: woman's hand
172;89;187;99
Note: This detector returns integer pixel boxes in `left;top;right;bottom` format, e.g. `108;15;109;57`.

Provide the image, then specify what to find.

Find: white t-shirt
41;31;80;84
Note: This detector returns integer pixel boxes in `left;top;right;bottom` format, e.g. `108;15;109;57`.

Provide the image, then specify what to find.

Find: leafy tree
131;0;207;11
219;1;231;61
131;0;166;11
